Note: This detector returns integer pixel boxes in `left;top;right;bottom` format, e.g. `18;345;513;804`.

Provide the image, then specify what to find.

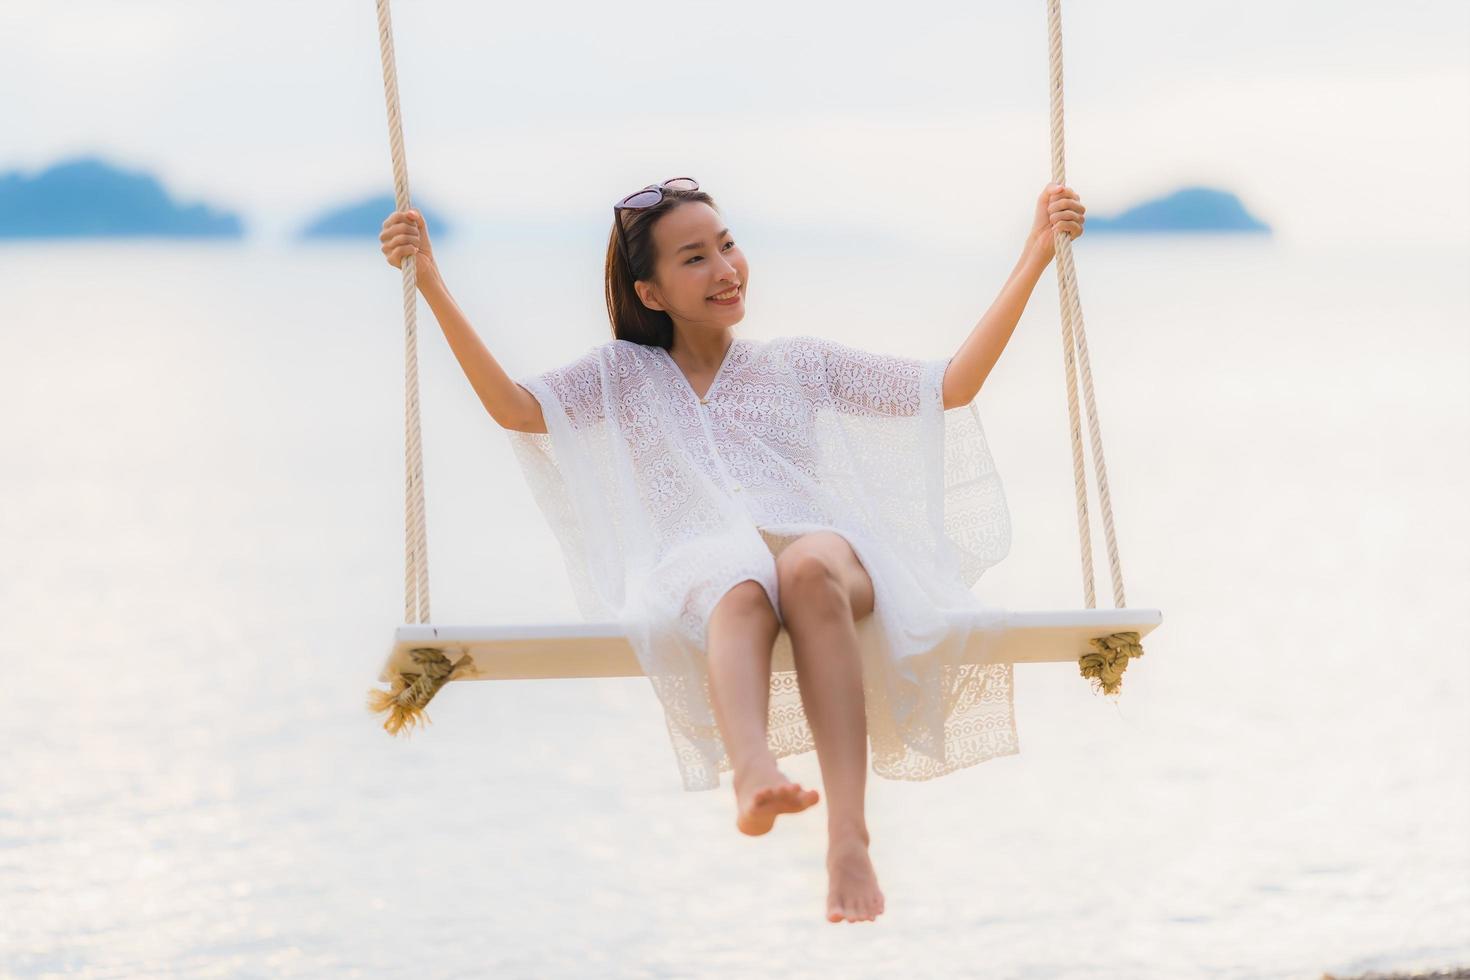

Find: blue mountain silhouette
1087;186;1269;233
298;193;451;240
0;156;243;238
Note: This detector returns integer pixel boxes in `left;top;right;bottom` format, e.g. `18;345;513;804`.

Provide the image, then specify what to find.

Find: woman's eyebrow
676;227;731;253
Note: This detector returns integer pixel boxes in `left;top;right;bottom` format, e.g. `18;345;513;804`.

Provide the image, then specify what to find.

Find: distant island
0;156;243;238
0;156;1264;242
1086;186;1270;234
298;193;450;241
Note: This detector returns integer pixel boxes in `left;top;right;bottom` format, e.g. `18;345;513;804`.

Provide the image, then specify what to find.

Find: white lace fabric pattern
507;334;1017;791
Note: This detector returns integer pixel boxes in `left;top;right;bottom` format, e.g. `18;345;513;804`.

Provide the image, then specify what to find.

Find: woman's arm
418;275;547;433
381;208;547;433
941;183;1085;409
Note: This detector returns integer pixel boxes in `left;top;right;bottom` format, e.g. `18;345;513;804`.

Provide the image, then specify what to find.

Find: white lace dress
507;334;1017;791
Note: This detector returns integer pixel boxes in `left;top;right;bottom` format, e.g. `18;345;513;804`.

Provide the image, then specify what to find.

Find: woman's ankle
730;749;780;784
827;820;871;848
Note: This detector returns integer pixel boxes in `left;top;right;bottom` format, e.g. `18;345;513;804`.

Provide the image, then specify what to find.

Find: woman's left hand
1026;182;1086;267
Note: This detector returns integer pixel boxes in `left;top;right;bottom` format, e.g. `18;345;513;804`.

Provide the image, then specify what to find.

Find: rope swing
366;0;1155;734
1042;0;1145;691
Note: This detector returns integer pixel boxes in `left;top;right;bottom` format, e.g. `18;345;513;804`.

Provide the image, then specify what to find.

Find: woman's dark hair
604;184;720;350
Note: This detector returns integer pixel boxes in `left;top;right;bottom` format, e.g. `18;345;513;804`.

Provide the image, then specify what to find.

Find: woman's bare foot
826;835;885;923
732;758;819;836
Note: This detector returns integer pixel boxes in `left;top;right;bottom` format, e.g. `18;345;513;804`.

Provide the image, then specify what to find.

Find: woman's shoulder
606;337;665;362
591;334;833;368
766;334;839;353
552;338;653;371
762;334;838;366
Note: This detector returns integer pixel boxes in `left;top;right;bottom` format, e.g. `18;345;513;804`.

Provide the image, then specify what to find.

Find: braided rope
375;0;431;624
1046;0;1127;609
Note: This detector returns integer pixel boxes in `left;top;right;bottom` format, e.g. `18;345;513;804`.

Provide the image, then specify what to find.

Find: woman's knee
710;579;781;637
776;534;875;622
776;550;847;608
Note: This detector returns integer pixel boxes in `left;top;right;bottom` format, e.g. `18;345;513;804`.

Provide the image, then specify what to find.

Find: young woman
380;179;1084;924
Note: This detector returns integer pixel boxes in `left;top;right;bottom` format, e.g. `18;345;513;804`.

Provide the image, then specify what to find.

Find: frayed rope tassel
366;647;474;735
1077;631;1145;696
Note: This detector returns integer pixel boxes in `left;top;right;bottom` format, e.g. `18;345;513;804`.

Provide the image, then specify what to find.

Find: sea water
1;231;1466;978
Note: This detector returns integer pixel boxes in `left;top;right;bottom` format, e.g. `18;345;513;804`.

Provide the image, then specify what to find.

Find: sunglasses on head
612;177;699;264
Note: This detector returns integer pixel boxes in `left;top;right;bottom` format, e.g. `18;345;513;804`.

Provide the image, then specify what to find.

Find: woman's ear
635;281;663;312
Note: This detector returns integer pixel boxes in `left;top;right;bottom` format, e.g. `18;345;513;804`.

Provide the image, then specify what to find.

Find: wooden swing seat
380;608;1164;683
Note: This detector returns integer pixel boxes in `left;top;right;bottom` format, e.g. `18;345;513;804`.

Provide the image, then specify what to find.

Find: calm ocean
2;231;1466;978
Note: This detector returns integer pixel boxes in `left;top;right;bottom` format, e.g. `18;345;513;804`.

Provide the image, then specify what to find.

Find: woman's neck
668;328;736;371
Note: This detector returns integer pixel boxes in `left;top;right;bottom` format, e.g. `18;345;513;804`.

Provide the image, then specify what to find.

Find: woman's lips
709;288;741;305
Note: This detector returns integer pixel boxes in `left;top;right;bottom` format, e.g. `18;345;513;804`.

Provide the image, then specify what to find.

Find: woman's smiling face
633;201;748;330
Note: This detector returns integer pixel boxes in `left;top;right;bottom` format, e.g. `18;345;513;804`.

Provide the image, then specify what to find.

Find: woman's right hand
380;208;439;281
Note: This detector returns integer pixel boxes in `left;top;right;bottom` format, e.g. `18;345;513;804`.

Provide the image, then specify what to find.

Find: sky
2;0;1467;247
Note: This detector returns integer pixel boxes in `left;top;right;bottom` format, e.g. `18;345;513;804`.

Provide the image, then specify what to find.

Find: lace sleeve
517;346;608;432
811;335;947;418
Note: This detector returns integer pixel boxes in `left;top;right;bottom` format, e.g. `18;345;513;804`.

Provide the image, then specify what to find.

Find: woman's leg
776;532;885;923
706;580;818;836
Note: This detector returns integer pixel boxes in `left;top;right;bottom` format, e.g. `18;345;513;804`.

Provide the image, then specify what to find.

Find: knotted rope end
1077;631;1145;697
366;647;474;736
